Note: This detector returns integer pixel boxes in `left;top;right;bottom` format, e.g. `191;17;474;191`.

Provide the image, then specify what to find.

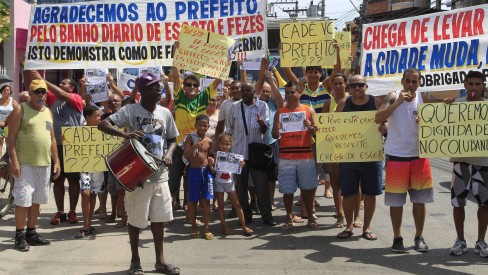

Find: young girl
208;134;254;236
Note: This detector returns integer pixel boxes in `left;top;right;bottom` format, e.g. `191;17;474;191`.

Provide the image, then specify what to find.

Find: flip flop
306;222;319;230
203;232;214;240
337;230;354;239
292;216;304;223
281;222;294;230
190;230;201;238
353;221;363;228
129;262;144;275
154;263;180;275
74;229;88;239
362;231;377;241
243;228;254;236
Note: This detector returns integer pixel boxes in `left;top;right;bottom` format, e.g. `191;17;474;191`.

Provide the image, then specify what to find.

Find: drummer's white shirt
108;103;179;182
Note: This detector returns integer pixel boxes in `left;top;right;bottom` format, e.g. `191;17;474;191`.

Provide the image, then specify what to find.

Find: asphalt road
0;158;486;275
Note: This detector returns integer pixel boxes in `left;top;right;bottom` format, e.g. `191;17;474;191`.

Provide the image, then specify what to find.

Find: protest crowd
2;1;488;275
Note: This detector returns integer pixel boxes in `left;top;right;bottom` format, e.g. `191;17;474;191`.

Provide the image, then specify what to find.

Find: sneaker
50;211;67;225
391;237;405;253
15;234;29;251
475;240;488;258
67;210;79;224
26;232;51;246
414;236;429;252
250;202;260;215
449;239;468;256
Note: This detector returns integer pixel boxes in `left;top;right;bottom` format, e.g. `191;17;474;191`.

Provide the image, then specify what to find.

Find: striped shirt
224;98;269;160
300;83;331;113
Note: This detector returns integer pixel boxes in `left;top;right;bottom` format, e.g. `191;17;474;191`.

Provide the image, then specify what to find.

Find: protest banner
361;4;488;96
139;66;161;77
280;20;336;67
25;0;267;70
85;69;108;103
200;78;223;96
325;31;351;69
315;111;383;163
117;72;136;91
242;58;261;71
419;101;488;158
173;24;234;79
62;126;124;172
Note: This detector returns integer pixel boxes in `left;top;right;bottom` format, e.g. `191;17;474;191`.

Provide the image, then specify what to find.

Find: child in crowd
184;114;214;240
75;105;103;238
208;134;254;236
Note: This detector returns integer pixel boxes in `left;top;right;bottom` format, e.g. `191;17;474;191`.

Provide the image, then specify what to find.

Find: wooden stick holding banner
315;111;383;163
173;24;234;80
62;126;124;172
419;101;488;158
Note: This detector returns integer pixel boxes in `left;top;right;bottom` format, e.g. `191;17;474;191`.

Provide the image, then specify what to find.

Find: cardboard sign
419;101;488;158
280;20;336;67
315;111;383;163
62;126;124;172
173;24;234;80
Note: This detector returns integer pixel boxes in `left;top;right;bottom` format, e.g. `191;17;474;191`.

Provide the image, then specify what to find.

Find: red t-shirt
46;90;83;112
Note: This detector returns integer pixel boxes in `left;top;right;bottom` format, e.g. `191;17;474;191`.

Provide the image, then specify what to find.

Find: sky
269;0;450;29
269;0;364;29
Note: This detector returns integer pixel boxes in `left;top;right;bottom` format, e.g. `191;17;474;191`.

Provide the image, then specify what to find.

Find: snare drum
105;139;159;191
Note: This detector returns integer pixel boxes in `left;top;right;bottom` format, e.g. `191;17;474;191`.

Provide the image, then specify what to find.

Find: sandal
306;222;319;230
190;230;201;238
88;227;97;235
105;215;116;223
129;262;144;275
337;230;354;239
353;221;363;228
281;222;294;230
221;228;235;235
243;227;254;236
154;263;180;275
302;214;318;220
362;231;377;241
75;229;89;239
115;218;128;228
292;216;304;223
203;232;214;240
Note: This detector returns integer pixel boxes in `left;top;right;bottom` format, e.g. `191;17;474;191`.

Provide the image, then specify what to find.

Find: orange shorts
384;156;434;207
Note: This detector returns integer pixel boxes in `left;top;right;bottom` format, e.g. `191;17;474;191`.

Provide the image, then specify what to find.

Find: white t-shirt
109;103;179;182
218;99;239;122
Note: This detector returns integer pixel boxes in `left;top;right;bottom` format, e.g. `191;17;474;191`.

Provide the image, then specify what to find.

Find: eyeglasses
184;83;199;88
349;83;366;88
32;89;47;95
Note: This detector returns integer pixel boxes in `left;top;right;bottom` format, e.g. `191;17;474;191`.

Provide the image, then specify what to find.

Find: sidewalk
0;163;486;275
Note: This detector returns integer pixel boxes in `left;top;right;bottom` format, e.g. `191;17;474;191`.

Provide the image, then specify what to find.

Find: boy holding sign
272;81;318;229
448;70;488;258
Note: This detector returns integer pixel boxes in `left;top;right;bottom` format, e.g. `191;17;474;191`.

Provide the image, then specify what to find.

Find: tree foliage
0;0;11;43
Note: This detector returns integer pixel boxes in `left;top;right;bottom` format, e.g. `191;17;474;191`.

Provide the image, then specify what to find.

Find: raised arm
375;91;401;124
31;70;73;104
322;41;342;92
171;41;182;91
255;57;267;93
239;60;247;82
107;73;125;100
160;74;172;107
267;71;284;108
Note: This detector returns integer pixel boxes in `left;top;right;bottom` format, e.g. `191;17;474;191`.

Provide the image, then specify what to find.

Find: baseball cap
30;79;48;91
135;72;159;89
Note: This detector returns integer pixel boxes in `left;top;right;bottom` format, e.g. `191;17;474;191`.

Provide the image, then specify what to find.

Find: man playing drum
98;72;180;275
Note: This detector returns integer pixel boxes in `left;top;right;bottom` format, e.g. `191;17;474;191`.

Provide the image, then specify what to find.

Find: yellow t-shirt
17;103;53;166
174;85;216;143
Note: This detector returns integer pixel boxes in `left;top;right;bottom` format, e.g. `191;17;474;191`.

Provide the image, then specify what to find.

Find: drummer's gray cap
135;72;159;89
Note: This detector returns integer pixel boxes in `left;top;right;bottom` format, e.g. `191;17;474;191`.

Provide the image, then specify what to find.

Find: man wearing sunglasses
169;42;222;209
8;79;61;251
31;70;86;227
